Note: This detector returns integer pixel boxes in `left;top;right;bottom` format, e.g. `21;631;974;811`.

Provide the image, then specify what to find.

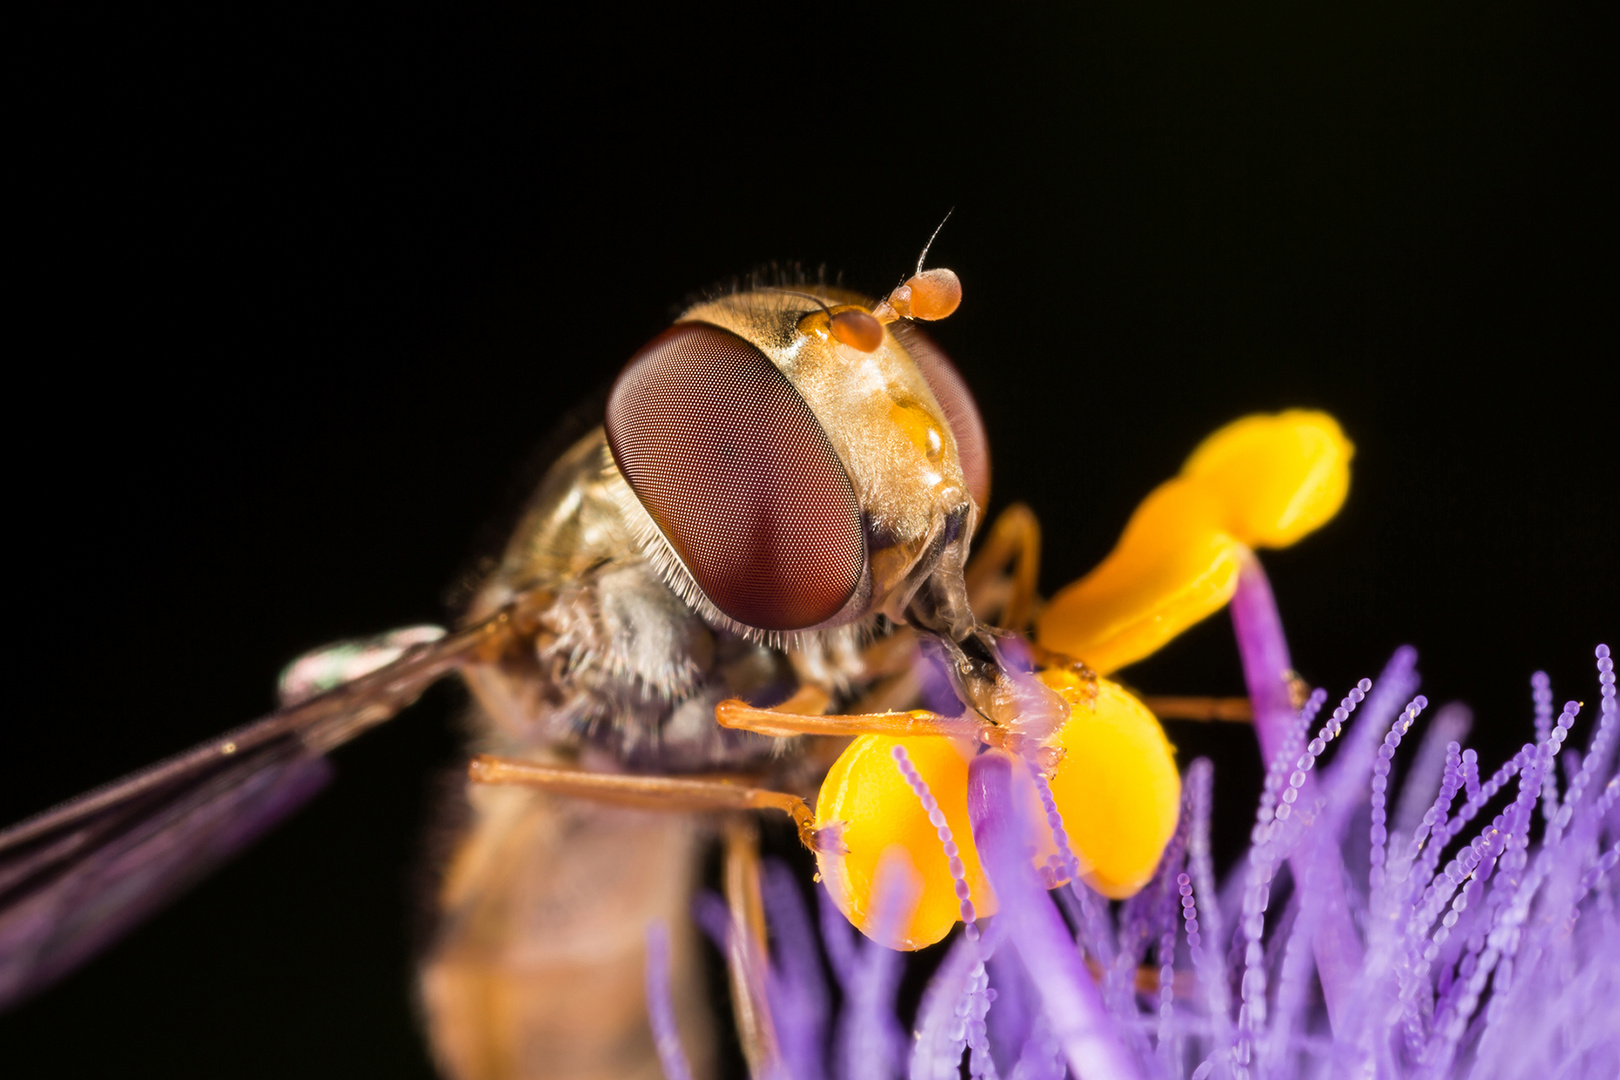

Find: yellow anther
1037;410;1352;674
814;676;1180;948
1037;672;1181;898
1036;479;1243;675
1181;410;1352;547
815;734;988;950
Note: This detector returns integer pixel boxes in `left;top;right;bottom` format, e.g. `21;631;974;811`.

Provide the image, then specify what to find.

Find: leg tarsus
771;682;832;717
1026;643;1257;724
855;628;920;679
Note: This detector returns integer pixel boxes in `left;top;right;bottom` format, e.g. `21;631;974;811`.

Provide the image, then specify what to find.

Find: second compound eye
892;323;992;513
606;323;866;632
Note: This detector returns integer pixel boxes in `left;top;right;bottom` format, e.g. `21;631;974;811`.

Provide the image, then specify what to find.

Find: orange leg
1139;695;1254;722
713;698;1067;763
852;626;921;680
965;502;1042;631
844;630;924;716
722;819;780;1079
771;682;833;716
467;755;842;853
713;699;981;741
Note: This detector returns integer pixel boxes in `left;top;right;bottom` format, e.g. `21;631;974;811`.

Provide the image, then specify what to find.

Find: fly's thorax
482;428;643;601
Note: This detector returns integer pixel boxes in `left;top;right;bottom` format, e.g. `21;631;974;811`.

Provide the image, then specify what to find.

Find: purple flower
649;556;1619;1079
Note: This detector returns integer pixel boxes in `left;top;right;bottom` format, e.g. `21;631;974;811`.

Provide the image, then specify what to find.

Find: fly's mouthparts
923;624;1072;741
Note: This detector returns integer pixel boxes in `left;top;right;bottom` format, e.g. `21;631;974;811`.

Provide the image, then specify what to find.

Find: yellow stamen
1036;410;1352;674
1037;671;1181;898
814;676;1180;948
815;734;985;949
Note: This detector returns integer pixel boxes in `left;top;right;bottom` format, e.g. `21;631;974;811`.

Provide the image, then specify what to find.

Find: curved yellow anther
1035;478;1244;676
1036;410;1352;674
814;676;1180;949
1181;410;1352;547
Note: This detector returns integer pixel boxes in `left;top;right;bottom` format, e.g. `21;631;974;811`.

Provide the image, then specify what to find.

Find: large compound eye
893;323;992;511
606;323;865;632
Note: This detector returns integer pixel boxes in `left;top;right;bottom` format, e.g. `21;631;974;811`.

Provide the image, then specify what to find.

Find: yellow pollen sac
814;677;1180;948
1180;410;1353;547
815;734;987;950
1036;410;1352;674
1036;671;1181;898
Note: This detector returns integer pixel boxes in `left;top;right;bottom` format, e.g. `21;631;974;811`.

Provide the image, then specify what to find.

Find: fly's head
603;264;1030;707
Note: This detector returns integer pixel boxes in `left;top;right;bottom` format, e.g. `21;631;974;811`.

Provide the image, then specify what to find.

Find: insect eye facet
606;323;865;632
893;323;992;511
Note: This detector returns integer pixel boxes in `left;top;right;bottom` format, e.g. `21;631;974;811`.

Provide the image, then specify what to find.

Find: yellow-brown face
604;285;989;641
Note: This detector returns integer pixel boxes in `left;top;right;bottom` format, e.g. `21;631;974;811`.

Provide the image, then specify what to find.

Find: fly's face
604;271;988;647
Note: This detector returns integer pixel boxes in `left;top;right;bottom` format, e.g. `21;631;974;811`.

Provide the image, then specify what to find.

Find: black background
3;3;1612;1077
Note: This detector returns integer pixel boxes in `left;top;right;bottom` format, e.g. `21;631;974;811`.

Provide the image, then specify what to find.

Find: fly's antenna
873;211;963;325
916;207;955;276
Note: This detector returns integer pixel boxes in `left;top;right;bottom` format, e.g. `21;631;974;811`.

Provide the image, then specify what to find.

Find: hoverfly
0;241;1296;1078
0;248;1044;1079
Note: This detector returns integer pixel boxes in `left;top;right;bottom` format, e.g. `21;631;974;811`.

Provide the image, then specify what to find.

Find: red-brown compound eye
892;323;992;511
606;323;866;632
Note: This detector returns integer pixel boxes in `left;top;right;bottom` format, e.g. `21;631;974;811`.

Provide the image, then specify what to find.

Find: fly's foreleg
712;698;1056;757
964;502;1041;631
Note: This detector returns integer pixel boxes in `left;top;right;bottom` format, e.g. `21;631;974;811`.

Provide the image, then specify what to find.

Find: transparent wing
0;747;332;1011
0;595;542;1010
